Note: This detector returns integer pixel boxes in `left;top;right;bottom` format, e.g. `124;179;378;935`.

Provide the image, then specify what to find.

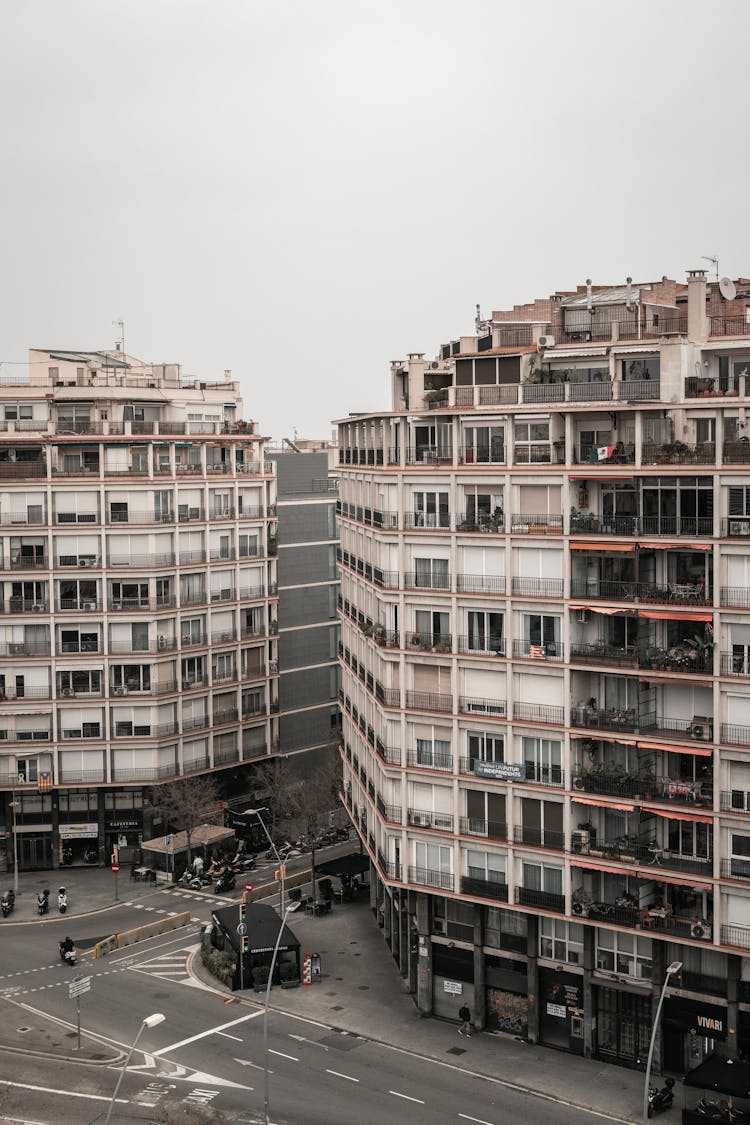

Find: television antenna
701;256;719;282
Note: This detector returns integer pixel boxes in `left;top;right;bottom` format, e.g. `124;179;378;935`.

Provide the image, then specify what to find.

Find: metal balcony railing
570;642;638;669
455;574;506;595
407;808;454;832
515;887;565;913
458;817;507;841
458;697;506;719
513;702;564;725
511;577;563;597
405;749;453;771
512;639;564;661
460;876;508;901
407;866;454;891
509;513;563;533
571;578;711;606
513;825;565;851
456;635;505;657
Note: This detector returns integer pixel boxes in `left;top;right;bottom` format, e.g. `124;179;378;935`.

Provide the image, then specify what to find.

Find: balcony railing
456;574;506;595
721;586;750;608
642;442;717;465
403;690;453;713
685;375;737;398
721;858;750;883
513;702;564;725
721;723;750;747
458;817;508;841
458;445;505;465
722;443;750;465
721;924;750;952
407;866;454;891
575;836;712;875
456;635;505;657
405;749;453;771
513;825;565;851
571;707;708;741
571;578;711;607
510;577;564;597
403;512;451;530
407;808;454;832
721;652;750;676
570;642;638;669
460;876;508;902
573;770;712;807
458;696;506;719
513;444;565;465
616;379;660;401
709;315;750;337
456;513;504;533
511;639;564;661
509;513;563;533
515;887;565;913
404;631;452;654
403;571;451;591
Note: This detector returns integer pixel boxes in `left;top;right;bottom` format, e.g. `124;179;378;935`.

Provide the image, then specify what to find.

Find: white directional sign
69;976;92;999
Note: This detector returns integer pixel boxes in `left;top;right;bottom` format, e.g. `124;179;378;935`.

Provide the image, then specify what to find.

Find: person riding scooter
59;936;77;965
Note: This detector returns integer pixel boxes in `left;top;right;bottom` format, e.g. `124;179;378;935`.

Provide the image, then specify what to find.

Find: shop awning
684;1055;750;1097
637;740;713;757
649;808;713;825
570;542;635;552
638;609;713;621
572;796;636;812
570;859;628;876
638;542;713;551
141;824;233;856
569;604;634;615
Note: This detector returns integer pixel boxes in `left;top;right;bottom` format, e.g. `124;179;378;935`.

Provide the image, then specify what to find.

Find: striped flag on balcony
38;771;52;793
529;644;546;659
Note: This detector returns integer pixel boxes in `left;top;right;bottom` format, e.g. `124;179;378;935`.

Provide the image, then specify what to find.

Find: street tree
151;774;219;861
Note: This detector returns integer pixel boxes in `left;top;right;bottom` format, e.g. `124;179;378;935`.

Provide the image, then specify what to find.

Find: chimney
687;269;708;342
625;277;633;311
586;279;593;315
224;368;232;383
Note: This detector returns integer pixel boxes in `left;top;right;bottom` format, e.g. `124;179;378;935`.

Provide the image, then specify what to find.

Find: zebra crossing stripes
130;946;195;982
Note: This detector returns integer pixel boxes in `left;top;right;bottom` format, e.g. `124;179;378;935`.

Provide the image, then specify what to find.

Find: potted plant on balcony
572;888;591;917
374;626;386;646
361;622;373;637
409;632;422;648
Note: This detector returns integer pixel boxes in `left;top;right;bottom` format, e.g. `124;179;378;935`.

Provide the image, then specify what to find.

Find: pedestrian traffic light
242;936;249;954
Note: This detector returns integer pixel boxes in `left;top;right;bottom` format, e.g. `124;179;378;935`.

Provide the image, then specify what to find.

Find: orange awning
570;542;635;552
638;542;713;552
573;796;636;812
570;475;634;482
637;740;712;757
572;734;637;746
638;609;713;621
569;604;634;615
649;808;713;824
570;859;629;876
638;870;712;890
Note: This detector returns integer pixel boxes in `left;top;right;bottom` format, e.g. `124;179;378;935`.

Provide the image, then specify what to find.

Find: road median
94;910;191;957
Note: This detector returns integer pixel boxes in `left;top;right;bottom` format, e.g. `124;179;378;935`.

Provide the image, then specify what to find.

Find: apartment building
265;444;341;765
337;269;750;1073
0;348;278;871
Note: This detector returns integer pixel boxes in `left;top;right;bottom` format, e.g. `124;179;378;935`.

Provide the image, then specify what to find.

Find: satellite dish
719;277;737;301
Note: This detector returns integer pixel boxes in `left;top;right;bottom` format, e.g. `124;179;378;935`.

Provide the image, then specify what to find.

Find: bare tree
151;774;219;861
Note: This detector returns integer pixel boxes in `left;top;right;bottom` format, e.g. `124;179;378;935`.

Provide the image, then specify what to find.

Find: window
60;629;98;654
111;582;148;608
467;610;504;653
412;491;449;528
596;930;652;980
522;613;560;653
112;665;151;692
695;418;716;445
467;849;506;885
213;653;234;681
522;737;562;785
463;489;503;527
623;357;659;382
539;918;584;964
413;558;449;589
730;834;750;878
463;425;504;464
415;737;451;768
467;731;504;766
414;609;449;646
521;861;562;894
58;670;101;695
514;421;550;463
414;840;452;875
667;819;711;860
729;487;750;517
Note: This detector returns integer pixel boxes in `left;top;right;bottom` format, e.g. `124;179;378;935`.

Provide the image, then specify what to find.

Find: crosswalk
129;945;196;983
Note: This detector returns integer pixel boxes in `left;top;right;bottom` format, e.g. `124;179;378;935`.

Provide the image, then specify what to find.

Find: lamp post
240;806;285;911
642;960;682;1124
263;902;295;1125
105;1012;165;1125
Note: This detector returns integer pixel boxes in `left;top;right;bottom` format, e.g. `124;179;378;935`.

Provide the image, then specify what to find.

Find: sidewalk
0;865;155;923
193;897;645;1124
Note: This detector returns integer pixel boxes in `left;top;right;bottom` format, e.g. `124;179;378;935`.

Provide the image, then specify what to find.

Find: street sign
165;835;171;847
236;922;248;937
244;881;253;892
69;976;91;999
111;863;120;873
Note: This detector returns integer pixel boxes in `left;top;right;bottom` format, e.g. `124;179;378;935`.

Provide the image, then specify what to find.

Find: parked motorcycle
61;846;73;866
697;1098;744;1120
215;870;236;894
178;869;212;890
647;1077;675;1117
59;938;77;966
37;888;49;915
1;890;15;917
57;887;67;914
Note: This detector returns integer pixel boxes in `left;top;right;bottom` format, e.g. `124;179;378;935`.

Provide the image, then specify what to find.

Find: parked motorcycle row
0;886;71;919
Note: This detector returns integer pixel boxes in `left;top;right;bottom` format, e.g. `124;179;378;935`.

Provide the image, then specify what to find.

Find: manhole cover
447;1046;466;1056
16;1027;30;1034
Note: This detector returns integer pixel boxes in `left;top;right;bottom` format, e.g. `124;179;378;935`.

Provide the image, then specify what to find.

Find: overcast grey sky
0;1;747;439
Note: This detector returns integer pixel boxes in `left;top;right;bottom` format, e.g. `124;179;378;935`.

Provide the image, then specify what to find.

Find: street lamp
105;1012;166;1125
263;902;296;1125
240;807;285;911
642;960;682;1124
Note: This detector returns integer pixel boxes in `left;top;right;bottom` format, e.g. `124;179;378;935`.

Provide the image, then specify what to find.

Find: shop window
596;930;651;979
539;918;584;965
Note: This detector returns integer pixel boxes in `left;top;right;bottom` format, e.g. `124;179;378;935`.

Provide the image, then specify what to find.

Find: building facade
337;270;750;1072
0;349;278;871
266;445;341;765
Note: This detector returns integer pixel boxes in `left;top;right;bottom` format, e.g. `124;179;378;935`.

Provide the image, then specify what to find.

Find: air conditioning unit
8;644;24;655
575;609;590;623
466;700;505;716
82;601;96;611
61;687;73;697
730;520;750;536
113;686;125;696
78;557;93;567
537;334;556;350
571;830;590;853
31;604;45;612
691;717;711;741
411;812;431;827
158;635;167;650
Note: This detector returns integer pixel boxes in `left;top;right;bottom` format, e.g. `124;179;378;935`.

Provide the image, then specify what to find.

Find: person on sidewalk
458;1003;471;1037
192;854;204;878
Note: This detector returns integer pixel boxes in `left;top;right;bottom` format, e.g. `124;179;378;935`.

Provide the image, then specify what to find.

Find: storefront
594;984;651;1069
485;954;528;1037
663;996;727;1073
539;968;585;1054
104;813;142;865
58;822;99;866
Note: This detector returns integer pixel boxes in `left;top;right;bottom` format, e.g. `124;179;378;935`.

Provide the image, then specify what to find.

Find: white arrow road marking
326;1069;358;1082
288;1033;328;1050
234;1059;269;1073
390;1091;425;1104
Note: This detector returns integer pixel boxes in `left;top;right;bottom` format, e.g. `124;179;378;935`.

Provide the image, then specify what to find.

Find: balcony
721;858;750;883
458;817;508;842
404;631;452;654
407;866;454;891
721;586;750;608
513;702;564;725
722;442;750;465
571;706;709;741
460;876;508;902
458;696;507;720
0;641;51;657
570;642;638;669
642;442;716;466
405;749;453;771
721;723;750;747
575;440;635;464
721;924;750;952
511;577;563;598
513;444;565;466
574;834;712;876
456;635;505;657
10;554;48;570
458;444;505;465
407;808;454;832
403;512;451;530
456;512;504;533
456;574;506;595
573;770;712;808
511;639;564;661
403;571;451;592
571;515;712;538
515;887;565;913
403;690;453;713
571;577;711;607
513;825;565;851
616;379;660;401
509;513;563;534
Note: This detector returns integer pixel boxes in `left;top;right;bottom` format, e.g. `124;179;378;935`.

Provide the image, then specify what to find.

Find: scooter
37;889;49;915
59;941;77;966
57;887;67;914
1;890;14;917
647;1077;675;1117
179;869;212;890
215;870;236;894
697;1099;743;1120
61;846;73;866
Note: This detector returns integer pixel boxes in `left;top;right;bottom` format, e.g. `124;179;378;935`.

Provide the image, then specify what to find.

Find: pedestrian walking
192;854;204;877
458;1002;471;1037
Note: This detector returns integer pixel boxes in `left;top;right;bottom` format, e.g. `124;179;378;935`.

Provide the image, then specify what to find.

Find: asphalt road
0;877;632;1125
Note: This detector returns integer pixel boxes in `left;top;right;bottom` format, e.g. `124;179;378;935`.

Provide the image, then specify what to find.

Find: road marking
289;1031;330;1046
459;1116;494;1125
234;1059;268;1072
153;1010;263;1056
390;1091;424;1104
216;1031;243;1042
0;1079;125;1105
326;1069;358;1082
269;1049;298;1061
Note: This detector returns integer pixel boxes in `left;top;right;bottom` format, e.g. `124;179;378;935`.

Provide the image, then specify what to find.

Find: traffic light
274;864;286;882
111;846;119;866
242;936;249;954
240;893;247;923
